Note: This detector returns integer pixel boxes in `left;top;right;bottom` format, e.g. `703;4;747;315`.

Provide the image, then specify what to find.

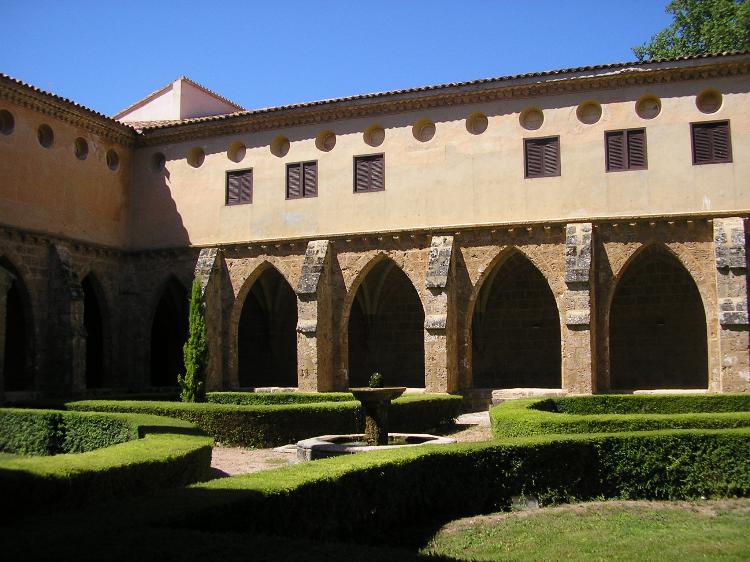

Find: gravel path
209;411;491;478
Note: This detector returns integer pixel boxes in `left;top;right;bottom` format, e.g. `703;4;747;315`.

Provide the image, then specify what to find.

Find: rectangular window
354;154;385;192
691;121;732;164
524;137;560;178
226;169;252;205
286;161;317;199
605;129;647;172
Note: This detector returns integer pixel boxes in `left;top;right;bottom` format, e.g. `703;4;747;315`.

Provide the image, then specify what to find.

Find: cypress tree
178;278;207;402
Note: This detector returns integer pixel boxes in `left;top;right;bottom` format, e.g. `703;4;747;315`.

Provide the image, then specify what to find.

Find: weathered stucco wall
130;75;749;249
0;102;132;248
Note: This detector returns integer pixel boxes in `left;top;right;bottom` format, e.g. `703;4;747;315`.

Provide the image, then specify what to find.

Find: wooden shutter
525;138;558;178
525;139;543;177
606;131;625;171
693;121;732;164
287;163;301;199
355;157;370;191
226;169;252;205
626;129;647;169
543;137;560;176
354;154;384;192
303;162;317;197
710;122;731;162
370;155;384;190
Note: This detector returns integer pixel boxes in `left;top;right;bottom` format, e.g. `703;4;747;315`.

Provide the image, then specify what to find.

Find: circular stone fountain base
296;433;456;461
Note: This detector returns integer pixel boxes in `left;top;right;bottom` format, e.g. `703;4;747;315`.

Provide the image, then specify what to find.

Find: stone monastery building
1;52;749;403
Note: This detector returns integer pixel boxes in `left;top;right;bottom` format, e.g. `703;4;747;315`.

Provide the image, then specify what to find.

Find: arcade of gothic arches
2;217;744;397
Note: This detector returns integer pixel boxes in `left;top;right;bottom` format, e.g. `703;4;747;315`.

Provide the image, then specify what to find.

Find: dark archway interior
150;279;188;387
472;252;561;388
348;259;425;388
3;264;30;391
238;268;297;387
610;246;708;390
82;276;105;389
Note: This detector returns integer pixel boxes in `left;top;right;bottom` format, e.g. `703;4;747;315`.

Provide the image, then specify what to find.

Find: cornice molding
0;80;137;148
136;59;750;147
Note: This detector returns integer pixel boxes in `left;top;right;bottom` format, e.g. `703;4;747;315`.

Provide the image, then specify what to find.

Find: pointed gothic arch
81;273;107;389
236;264;298;387
149;277;188;387
1;257;34;391
470;249;561;388
609;244;708;390
344;256;425;388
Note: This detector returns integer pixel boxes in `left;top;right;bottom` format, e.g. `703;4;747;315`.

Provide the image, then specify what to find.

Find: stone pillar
562;223;596;394
194;248;227;391
0;268;14;404
48;244;85;395
713;218;750;392
296;240;334;391
424;236;457;393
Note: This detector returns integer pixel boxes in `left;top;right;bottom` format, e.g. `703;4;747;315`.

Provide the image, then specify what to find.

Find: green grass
423;499;750;561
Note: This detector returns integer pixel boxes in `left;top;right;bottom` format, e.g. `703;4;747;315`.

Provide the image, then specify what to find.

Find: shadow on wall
131;165;190;249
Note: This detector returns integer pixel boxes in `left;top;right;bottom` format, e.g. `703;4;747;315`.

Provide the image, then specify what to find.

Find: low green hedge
65;394;462;448
490;394;750;438
0;409;212;519
175;429;750;542
206;391;355;405
0;408;137;455
3;427;749;558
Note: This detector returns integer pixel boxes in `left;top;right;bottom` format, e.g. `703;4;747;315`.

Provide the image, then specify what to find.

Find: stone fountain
296;373;455;461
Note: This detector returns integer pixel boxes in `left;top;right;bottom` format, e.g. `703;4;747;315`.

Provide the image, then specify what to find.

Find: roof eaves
136;51;750;133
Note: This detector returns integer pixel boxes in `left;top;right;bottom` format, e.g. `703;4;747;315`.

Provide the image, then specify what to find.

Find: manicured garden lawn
422;499;750;561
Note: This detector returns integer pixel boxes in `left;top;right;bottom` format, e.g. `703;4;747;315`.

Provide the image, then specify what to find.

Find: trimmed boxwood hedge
206;391;356;405
0;408;138;455
490;394;750;439
0;409;212;519
65;393;462;448
2;427;749;559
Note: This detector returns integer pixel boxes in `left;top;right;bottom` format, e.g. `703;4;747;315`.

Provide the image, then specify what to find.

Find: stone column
713;218;750;392
424;236;457;393
562;223;596;394
296;240;334;391
194;248;227;391
48;244;85;395
0;268;14;404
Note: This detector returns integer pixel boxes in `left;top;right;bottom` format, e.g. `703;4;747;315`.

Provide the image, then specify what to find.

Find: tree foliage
178;278;208;402
633;0;750;61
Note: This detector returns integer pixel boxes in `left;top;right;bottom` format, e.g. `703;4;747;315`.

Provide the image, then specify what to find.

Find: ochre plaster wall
0;102;132;248
130;76;749;250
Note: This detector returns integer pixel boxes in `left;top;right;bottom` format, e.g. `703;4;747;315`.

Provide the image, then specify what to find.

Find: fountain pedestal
349;387;406;445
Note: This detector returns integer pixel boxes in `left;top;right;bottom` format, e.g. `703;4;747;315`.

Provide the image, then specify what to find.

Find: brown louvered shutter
355;157;370;192
287;163;301;199
226;169;252;205
627;129;647;169
303;162;317;197
543;137;560;176
525;138;558;178
370;155;384;190
525;139;544;178
711;122;731;162
693;121;732;164
238;170;252;202
606;131;625;171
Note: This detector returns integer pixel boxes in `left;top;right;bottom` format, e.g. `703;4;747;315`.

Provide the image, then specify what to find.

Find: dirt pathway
209;411;491;477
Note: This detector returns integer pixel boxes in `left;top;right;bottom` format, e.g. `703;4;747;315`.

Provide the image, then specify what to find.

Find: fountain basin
296;433;456;461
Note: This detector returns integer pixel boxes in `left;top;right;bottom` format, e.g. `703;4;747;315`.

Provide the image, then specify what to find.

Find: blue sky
3;1;673;117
